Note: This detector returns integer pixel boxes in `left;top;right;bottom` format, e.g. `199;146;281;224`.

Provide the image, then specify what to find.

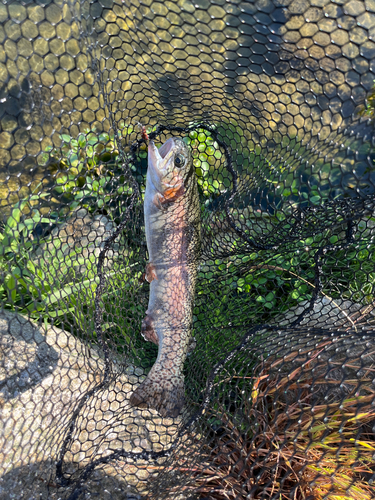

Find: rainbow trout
130;137;201;418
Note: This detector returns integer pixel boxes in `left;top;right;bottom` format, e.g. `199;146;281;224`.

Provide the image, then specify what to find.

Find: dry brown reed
161;340;375;499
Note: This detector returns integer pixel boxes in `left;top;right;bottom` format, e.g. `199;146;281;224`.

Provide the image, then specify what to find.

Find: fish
129;137;201;418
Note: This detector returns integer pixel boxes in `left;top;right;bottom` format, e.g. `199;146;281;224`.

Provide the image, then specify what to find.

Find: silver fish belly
130;137;201;418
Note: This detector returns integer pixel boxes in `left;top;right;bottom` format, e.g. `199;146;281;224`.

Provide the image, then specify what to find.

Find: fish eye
174;154;185;167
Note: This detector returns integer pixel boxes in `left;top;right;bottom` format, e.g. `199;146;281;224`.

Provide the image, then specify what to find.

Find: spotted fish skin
129;137;201;418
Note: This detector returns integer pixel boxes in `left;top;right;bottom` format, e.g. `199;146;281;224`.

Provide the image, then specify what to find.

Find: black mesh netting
2;0;375;499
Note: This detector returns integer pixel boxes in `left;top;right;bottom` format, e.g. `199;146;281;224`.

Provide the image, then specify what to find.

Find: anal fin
145;262;157;283
141;314;159;344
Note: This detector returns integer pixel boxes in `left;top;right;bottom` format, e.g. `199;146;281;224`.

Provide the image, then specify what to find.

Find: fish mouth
148;138;176;174
159;139;175;158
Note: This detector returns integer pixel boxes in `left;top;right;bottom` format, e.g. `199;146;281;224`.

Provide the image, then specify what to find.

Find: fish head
148;138;192;199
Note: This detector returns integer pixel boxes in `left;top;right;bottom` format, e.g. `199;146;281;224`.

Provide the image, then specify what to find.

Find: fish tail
130;368;185;418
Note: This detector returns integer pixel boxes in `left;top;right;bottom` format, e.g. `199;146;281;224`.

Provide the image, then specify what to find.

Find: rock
276;296;374;330
0;311;180;499
33;208;117;277
48;209;114;255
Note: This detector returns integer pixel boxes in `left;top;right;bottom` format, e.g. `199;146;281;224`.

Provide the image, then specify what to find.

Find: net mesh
1;0;375;498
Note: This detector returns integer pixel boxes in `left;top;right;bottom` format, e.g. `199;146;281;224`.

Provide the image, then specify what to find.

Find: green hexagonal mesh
1;0;375;498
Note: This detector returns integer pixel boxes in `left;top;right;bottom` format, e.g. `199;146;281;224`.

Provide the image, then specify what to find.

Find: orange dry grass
165;341;375;499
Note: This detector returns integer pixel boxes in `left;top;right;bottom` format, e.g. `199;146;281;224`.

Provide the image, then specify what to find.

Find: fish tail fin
129;370;185;418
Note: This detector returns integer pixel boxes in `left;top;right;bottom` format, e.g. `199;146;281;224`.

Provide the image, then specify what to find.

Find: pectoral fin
153;185;185;208
161;184;185;203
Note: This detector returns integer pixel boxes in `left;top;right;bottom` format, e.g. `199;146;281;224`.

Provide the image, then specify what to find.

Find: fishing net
1;0;375;498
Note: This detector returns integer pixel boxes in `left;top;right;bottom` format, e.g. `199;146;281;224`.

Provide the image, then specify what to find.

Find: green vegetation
0;191;56;312
185;122;351;215
1;128;150;365
359;79;375;121
40;126;136;219
185;129;228;199
0;186;147;358
187;213;375;400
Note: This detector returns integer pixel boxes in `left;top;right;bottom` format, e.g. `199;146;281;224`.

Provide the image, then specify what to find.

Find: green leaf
5;201;28;230
30;192;49;200
78;135;86;148
5;275;17;304
48;307;77;318
310;195;321;204
291;289;302;300
56;174;68;185
68;153;79;167
43;276;100;306
27;260;36;274
98;133;109;143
